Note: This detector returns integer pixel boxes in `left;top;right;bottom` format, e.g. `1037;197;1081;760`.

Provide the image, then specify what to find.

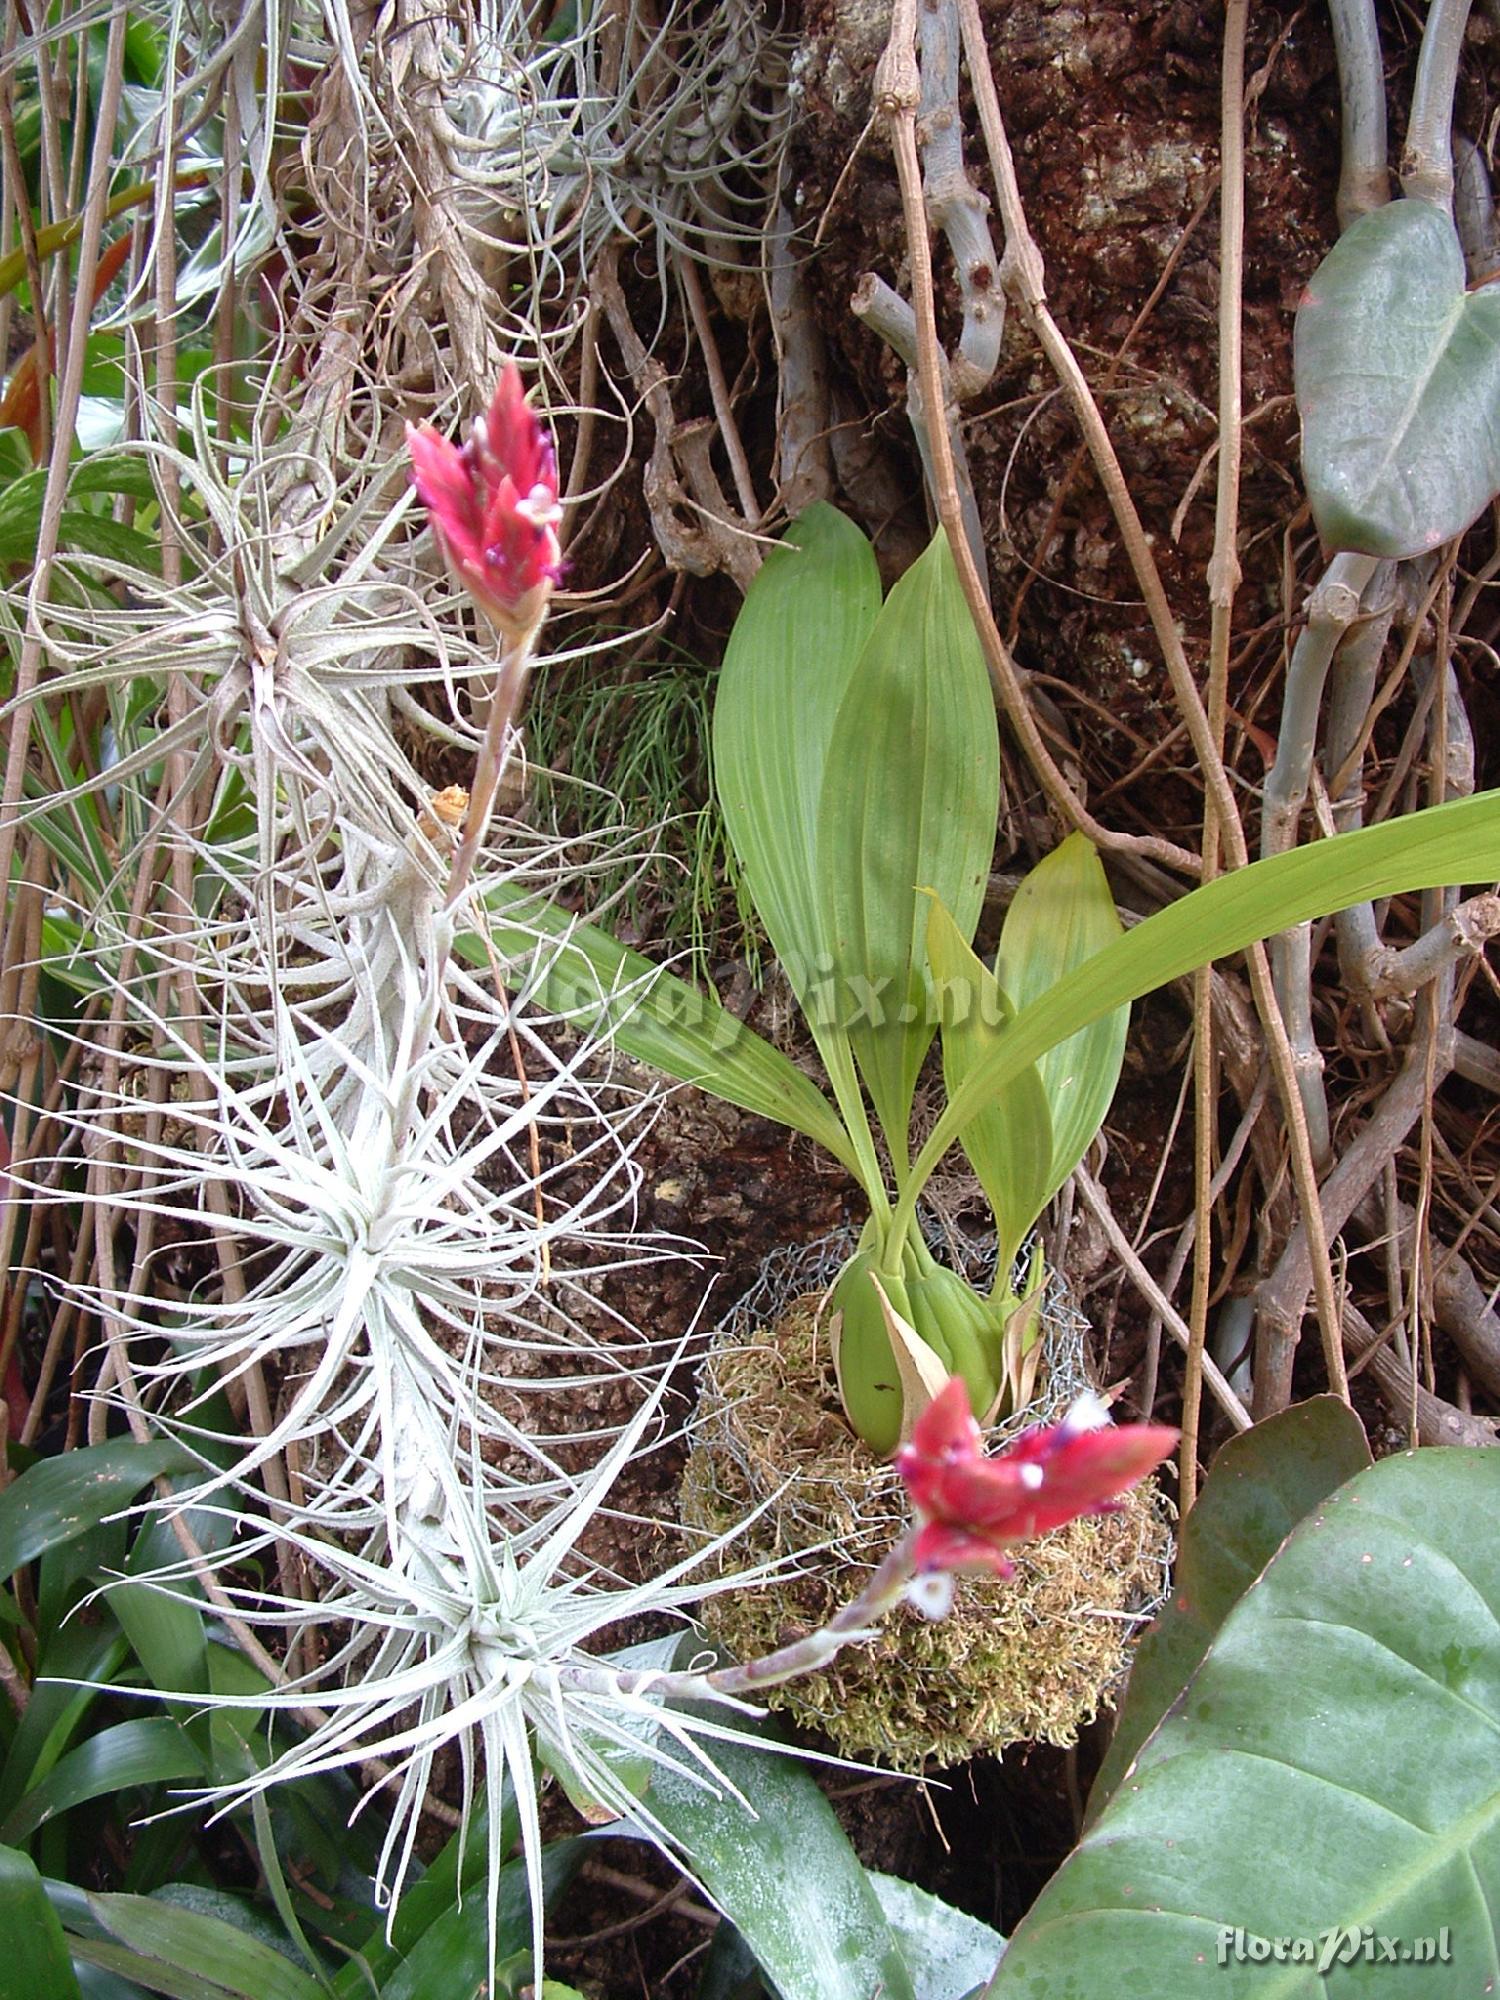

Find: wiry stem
444;637;536;913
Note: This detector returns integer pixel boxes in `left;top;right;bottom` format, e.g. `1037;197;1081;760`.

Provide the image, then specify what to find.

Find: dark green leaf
1295;199;1500;557
1087;1398;1371;1826
378;1841;580;2000
0;1624;129;1822
0;1442;191;1580
69;454;159;504
0;1842;84;2000
987;1448;1500;1996
89;1893;323;2000
0;1718;205;1846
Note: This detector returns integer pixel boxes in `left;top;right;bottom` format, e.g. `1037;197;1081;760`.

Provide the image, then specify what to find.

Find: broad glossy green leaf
467;886;859;1173
0;1842;83;2000
0;1719;204;1846
646;1721;915;2000
994;833;1126;1204
987;1448;1500;1997
818;529;999;1160
0;1442;191;1580
927;893;1052;1276
1087;1398;1371;1827
1295;199;1500;557
909;789;1500;1213
88;1895;323;2000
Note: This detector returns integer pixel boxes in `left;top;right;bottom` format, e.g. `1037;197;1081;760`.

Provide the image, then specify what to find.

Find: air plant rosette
679;1239;1175;1769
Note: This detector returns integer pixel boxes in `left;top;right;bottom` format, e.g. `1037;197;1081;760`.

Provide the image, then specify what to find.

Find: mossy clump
679;1299;1173;1771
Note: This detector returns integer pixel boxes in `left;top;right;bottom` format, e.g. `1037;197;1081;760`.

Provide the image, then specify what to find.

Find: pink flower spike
895;1377;1177;1580
406;363;563;643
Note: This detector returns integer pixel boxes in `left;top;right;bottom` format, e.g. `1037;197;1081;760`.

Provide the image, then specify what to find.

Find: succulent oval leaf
1295;198;1500;557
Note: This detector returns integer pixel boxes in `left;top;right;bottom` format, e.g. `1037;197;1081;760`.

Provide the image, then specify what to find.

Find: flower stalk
573;1377;1178;1702
407;363;563;913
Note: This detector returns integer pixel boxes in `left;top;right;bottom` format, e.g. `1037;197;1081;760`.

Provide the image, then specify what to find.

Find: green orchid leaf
1295;198;1500;557
986;1447;1500;1997
907;788;1500;1219
1086;1397;1371;1829
713;501;881;989
712;503;884;1182
926;891;1052;1276
993;833;1127;1206
468;886;860;1176
818;528;999;1164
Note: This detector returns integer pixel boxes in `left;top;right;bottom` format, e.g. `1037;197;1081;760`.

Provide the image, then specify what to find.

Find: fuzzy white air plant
1;8;810;1983
11;811;818;1989
103;1372;834;1989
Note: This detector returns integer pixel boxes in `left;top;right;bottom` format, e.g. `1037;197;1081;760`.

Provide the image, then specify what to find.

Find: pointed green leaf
927;893;1052;1274
467;888;860;1175
0;1719;205;1847
993;833;1126;1203
0;1442;192;1580
818;529;999;1160
378;1843;581;2000
711;502;884;1187
0;1844;83;2000
646;1718;915;2000
870;1873;1005;1999
88;1895;323;2000
1295;198;1500;557
908;788;1500;1211
1086;1397;1371;1828
712;502;881;993
987;1448;1500;1997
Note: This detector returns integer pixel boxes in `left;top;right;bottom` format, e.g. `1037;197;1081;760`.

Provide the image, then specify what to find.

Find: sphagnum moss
680;1300;1173;1770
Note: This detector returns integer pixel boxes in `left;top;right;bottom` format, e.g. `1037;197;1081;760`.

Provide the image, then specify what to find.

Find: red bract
406;364;562;642
896;1377;1177;1579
